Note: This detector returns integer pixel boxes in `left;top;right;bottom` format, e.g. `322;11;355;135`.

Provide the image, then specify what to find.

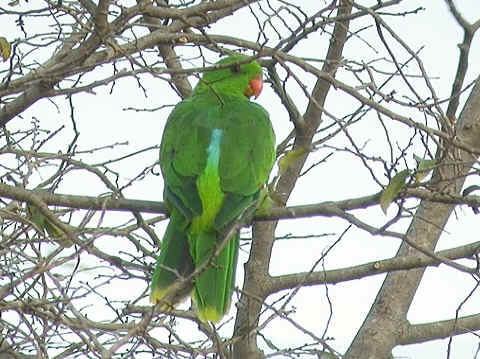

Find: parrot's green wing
151;55;275;323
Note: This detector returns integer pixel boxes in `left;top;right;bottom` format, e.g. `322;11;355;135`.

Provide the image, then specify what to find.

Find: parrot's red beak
245;75;263;99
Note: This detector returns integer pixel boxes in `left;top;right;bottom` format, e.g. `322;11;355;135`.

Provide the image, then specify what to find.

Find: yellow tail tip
150;285;167;303
150;289;175;311
197;306;223;323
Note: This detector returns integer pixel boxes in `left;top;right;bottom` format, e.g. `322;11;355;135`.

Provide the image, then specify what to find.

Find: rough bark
344;77;480;358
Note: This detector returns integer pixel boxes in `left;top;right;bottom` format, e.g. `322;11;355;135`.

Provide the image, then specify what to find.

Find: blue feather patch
206;129;223;167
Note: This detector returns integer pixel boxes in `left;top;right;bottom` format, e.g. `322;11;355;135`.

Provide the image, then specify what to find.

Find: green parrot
150;55;276;323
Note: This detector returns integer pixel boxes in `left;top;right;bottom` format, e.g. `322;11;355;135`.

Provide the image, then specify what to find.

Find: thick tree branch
345;77;480;358
268;240;480;293
2;182;480;223
400;313;480;345
0;81;55;127
0;183;167;214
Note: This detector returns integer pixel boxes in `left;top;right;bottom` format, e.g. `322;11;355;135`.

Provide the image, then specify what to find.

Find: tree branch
400;313;480;345
444;0;479;121
268;240;480;293
345;77;480;358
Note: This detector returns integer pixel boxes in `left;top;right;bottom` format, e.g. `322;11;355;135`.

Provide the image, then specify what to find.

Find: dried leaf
380;169;409;214
0;37;11;61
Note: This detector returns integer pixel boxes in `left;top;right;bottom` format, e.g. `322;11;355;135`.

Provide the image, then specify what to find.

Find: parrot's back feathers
151;55;275;322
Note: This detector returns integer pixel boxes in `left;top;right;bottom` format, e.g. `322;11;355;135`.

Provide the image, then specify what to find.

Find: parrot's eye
231;64;241;73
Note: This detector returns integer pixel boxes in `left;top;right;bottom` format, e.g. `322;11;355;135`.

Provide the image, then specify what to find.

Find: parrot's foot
254;187;276;216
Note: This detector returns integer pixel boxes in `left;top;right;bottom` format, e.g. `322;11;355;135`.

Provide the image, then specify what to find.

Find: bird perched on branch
150;54;276;323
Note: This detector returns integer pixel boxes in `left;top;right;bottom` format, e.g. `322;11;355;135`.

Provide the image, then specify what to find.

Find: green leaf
0;37;11;61
27;203;47;234
413;154;436;184
27;203;73;247
380;169;409;214
278;146;309;175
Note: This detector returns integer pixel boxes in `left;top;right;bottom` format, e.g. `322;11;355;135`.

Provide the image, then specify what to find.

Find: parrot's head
193;54;264;100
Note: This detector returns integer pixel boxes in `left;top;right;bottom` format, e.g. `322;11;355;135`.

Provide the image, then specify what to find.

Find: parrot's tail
191;230;240;323
150;211;194;309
